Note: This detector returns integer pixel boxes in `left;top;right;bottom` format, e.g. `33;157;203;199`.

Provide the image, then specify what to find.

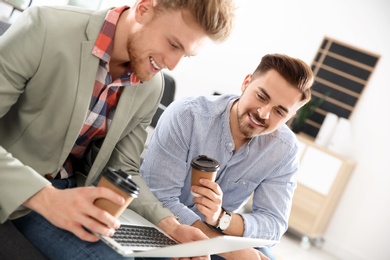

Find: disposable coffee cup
191;155;220;197
94;168;139;218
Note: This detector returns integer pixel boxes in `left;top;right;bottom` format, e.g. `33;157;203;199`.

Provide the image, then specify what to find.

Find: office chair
150;73;176;128
0;19;11;34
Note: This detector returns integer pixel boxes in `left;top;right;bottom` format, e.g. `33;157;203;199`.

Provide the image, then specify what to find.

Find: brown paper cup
94;168;139;218
191;155;220;197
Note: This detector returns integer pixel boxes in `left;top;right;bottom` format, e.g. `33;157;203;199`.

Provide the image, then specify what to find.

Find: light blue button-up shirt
140;94;299;240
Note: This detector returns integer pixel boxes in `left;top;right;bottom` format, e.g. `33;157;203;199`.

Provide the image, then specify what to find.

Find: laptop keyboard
113;225;178;248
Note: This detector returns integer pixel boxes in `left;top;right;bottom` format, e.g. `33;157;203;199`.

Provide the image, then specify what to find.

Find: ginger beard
126;30;157;82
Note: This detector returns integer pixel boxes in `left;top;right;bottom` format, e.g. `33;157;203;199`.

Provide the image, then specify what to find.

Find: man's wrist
23;184;54;213
157;215;180;235
208;207;225;227
206;207;232;233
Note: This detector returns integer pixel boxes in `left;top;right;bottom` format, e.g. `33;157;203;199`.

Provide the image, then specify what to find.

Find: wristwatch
215;208;232;232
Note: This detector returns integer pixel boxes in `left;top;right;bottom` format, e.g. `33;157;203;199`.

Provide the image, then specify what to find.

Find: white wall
170;1;390;259
1;0;389;259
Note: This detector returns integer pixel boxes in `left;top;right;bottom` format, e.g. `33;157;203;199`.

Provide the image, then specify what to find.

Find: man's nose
257;106;271;119
165;53;183;71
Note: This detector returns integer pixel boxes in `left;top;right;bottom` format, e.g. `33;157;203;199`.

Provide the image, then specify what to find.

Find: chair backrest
150;73;176;128
0;20;11;35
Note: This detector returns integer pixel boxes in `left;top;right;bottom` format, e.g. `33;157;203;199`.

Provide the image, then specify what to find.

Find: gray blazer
0;6;172;223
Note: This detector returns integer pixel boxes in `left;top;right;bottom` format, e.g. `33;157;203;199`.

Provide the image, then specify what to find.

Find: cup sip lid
191;155;220;172
103;168;139;197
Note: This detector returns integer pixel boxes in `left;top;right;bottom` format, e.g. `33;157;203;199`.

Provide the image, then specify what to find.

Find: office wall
170;1;390;259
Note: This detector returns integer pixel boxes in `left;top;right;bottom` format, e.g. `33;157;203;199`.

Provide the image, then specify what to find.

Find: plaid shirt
60;6;140;178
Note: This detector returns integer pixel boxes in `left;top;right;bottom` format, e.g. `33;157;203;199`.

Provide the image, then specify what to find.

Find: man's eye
256;94;266;101
170;42;179;49
274;108;285;117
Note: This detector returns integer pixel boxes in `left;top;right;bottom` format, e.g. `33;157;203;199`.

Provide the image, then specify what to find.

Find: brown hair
252;54;314;103
154;0;236;42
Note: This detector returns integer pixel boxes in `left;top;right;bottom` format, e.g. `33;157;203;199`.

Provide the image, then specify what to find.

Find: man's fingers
77;213;117;237
70;223;100;242
93;186;126;206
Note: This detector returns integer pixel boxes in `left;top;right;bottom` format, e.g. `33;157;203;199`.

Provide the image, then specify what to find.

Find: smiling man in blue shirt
140;53;314;260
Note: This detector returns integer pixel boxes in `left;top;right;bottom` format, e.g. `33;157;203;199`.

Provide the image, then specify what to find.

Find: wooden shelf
288;135;356;244
299;37;380;139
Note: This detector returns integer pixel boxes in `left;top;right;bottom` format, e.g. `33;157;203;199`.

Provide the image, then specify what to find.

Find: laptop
98;208;277;257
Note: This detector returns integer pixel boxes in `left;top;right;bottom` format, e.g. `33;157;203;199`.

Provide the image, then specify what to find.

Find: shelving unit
288;134;356;248
298;36;380;139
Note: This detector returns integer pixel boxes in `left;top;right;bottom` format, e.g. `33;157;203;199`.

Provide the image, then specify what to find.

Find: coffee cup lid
191;155;220;172
103;168;139;197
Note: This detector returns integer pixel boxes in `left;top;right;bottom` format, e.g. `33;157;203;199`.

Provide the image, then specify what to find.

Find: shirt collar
92;6;141;85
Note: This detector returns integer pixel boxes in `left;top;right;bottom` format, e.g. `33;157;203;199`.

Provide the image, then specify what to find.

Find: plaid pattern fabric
59;6;140;178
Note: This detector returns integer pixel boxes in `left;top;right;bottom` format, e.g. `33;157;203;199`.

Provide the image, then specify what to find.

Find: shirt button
242;181;247;185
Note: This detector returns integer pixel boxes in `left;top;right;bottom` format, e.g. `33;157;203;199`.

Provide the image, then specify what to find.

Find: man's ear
134;0;155;23
288;111;297;120
297;100;307;109
241;74;252;92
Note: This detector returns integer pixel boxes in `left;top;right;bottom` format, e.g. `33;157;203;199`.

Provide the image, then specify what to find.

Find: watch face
219;214;231;230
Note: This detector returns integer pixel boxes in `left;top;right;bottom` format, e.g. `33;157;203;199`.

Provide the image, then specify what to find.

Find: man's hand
158;216;210;260
23;185;124;242
220;248;270;260
191;179;223;226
